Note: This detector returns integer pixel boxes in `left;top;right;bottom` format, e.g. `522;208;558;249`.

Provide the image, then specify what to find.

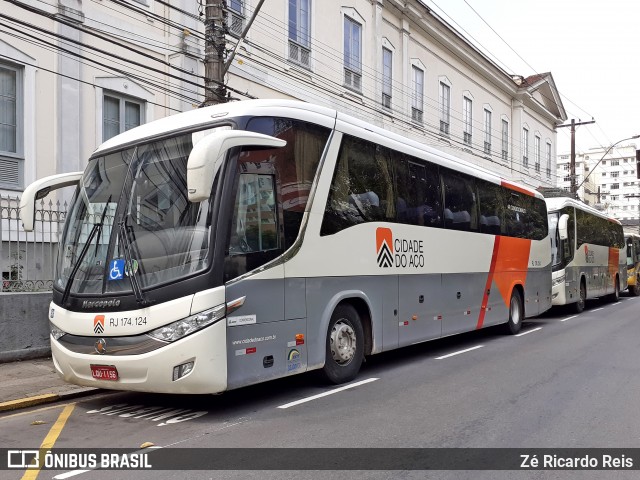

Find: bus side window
441;170;478;232
396;157;442;228
477;179;506;235
321;136;396;235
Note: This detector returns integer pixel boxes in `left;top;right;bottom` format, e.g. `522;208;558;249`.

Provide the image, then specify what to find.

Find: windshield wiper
118;215;150;306
61;198;112;308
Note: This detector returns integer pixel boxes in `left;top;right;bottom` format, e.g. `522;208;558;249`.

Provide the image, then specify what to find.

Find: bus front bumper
51;320;228;394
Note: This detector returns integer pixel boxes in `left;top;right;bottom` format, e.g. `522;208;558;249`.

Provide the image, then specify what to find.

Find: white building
556;144;640;220
1;0;567;197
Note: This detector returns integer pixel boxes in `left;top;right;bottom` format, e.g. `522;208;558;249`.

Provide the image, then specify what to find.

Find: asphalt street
1;293;639;480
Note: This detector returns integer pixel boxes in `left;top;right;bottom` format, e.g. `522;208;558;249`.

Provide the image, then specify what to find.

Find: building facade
556;144;640;221
2;0;568;282
226;0;567;189
1;0;567;197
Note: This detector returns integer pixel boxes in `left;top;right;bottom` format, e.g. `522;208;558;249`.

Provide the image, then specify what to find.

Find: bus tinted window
477;179;506;235
396;157;442;227
321;136;396;235
504;191;547;240
576;209;624;248
246;117;331;248
442;169;478;232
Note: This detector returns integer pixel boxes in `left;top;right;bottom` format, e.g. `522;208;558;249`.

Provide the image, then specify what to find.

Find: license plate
90;365;119;381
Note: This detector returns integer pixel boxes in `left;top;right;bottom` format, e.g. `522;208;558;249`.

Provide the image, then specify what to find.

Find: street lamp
576;134;640;190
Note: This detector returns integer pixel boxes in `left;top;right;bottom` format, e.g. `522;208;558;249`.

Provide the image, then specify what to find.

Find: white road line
515;327;542;337
592;307;605;312
277;378;379;409
435;345;483;360
561;315;578;322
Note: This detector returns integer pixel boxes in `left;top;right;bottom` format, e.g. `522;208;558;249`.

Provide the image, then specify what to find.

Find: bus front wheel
575;281;586;313
502;289;523;335
321;304;364;384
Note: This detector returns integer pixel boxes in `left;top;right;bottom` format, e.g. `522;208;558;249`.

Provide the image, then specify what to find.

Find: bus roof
545;196;621;224
94;99;542;199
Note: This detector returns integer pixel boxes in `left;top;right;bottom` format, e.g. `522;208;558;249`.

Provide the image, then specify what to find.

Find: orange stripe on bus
477;236;501;329
478;235;532;329
501;180;535;197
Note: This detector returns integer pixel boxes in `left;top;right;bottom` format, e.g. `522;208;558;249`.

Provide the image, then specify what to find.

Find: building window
611;171;619;178
501;120;509;161
611;195;619;201
103;93;143;142
228;0;244;36
484;109;492;155
344;16;362;91
546;141;552;177
611;160;619;166
462;97;472;145
611;183;619;190
288;0;311;68
522;127;529;168
534;135;541;173
382;47;392;109
0;63;23;189
602;172;607;177
439;82;450;135
411;66;424;123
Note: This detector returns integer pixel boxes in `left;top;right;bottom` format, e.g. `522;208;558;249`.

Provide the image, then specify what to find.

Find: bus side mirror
186;131;286;203
558;213;569;241
19;171;83;232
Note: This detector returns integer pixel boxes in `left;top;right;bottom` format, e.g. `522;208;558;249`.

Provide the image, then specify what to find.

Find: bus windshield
55;132;213;295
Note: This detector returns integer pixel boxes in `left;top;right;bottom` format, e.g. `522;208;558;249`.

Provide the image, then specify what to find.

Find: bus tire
606;276;620;302
502;289;523;335
575;281;586;313
321;304;364;385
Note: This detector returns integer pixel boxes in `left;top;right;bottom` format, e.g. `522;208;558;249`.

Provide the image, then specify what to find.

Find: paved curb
0;388;101;412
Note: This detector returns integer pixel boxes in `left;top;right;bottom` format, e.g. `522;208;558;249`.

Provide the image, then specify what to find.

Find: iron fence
1;194;68;292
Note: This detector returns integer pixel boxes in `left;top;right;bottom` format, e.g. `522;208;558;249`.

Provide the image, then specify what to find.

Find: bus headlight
50;322;66;340
147;304;226;343
552;275;566;287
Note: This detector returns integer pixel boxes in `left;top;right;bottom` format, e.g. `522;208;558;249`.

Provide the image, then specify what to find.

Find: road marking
435;345;483;360
561;315;578;322
592;307;605;312
277;378;379;409
22;404;75;480
515;327;542;337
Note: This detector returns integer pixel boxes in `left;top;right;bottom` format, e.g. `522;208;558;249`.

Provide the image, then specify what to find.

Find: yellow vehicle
627;234;640;296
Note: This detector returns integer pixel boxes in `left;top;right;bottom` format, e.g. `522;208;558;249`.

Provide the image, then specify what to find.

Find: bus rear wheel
605;276;620;302
321;304;364;384
502;289;523;335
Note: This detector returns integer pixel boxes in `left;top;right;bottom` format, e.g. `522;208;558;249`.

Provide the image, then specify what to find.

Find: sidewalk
0;357;99;412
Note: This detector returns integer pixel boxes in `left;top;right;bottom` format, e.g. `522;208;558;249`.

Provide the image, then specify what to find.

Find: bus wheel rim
510;296;521;325
330;320;356;365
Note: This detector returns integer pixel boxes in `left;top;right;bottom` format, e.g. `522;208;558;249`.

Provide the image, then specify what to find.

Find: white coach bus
547;197;626;313
20;100;551;394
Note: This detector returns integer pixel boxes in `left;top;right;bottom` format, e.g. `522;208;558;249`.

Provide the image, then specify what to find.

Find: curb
0;388;102;412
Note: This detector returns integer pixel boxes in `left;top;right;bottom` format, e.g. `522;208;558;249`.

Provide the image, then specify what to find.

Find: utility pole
204;0;227;105
556;118;596;196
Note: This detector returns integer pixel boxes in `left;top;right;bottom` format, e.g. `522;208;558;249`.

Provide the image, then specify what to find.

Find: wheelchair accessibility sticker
109;259;125;280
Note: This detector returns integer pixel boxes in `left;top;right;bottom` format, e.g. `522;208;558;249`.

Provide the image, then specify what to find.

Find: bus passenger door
223;169;288;389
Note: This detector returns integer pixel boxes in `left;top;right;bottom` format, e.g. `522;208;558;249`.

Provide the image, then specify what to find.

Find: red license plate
90;365;119;381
